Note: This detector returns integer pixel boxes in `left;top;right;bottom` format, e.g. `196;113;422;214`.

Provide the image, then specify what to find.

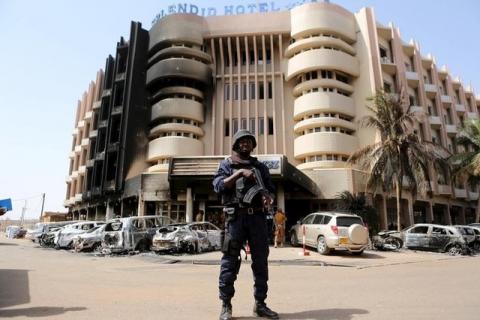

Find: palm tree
335;190;379;234
348;91;449;231
449;119;480;222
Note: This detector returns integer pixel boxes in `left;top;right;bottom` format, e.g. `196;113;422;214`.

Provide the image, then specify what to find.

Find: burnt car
402;224;466;255
102;215;176;254
55;221;105;249
72;225;106;252
39;227;63;248
151;222;222;253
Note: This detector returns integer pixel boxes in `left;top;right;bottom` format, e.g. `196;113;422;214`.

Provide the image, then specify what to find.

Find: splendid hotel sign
152;0;319;24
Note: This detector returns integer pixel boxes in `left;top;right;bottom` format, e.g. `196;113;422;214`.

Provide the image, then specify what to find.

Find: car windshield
105;221;123;231
86;226;100;233
336;216;363;227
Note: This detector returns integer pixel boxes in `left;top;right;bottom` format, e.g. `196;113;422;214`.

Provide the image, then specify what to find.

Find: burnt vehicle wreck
151;222;222;254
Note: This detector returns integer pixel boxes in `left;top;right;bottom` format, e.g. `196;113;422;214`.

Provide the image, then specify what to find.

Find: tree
348;91;449;231
449;119;480;222
335;190;379;234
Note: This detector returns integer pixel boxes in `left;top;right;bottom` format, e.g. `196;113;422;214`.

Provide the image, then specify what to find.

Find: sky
1;0;479;220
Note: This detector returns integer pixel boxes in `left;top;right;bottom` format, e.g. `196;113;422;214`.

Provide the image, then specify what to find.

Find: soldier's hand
241;169;256;180
262;194;273;208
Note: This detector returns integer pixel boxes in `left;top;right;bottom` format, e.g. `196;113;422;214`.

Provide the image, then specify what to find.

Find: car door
303;214;318;246
205;223;222;249
307;214;324;245
405;226;429;249
429;226;451;250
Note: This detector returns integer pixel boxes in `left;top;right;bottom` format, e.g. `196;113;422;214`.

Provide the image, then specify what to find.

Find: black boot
253;301;279;319
219;301;232;320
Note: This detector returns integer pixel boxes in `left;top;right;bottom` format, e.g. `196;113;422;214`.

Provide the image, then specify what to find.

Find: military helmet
232;129;257;150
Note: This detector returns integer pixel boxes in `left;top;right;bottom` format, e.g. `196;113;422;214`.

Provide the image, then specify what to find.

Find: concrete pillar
85;209;89;221
427;202;434;223
106;202;114;221
276;185;285;212
95;206;99;221
137;191;145;217
199;201;206;222
186;188;193;223
445;205;452;225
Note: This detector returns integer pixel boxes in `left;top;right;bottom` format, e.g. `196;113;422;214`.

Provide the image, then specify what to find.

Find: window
242;83;247;100
259;117;265;135
259;83;265;99
249;82;256;99
383;82;392;93
302;214;315;224
313;215;324;224
266;49;271;64
250;118;256;135
268;118;274;135
224;84;230;101
233;118;239;134
233;84;239;100
267;82;273;99
241;118;247;130
410;226;429;234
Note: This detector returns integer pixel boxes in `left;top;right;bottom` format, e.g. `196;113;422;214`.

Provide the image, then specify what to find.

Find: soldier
213;130;279;320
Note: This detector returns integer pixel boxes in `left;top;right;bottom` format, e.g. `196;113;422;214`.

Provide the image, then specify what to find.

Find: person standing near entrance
273;208;287;248
213;130;279;320
195;209;204;222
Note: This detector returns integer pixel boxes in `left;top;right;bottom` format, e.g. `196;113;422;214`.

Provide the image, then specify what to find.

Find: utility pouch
221;233;242;257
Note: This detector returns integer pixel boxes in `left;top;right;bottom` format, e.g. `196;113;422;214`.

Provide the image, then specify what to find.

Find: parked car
401;224;466;254
102;215;176;253
6;226;26;239
289;212;369;255
55;221;105;249
151;222;222;253
72;225;106;252
453;225;477;247
469;226;480;251
39;227;63;248
26;221;75;242
469;223;480;228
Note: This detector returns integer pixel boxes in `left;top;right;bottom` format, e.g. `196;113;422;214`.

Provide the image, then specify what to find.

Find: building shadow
235;308;369;320
0;270;86;318
329;251;385;259
0;243;18;246
0;306;86;318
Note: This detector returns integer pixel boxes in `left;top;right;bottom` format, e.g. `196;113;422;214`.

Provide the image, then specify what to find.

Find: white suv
289;212;369;255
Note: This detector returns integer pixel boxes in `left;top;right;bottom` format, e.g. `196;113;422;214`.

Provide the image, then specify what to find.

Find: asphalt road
1;236;480;319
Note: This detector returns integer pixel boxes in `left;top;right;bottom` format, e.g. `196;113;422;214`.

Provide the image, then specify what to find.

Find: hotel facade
65;2;480;229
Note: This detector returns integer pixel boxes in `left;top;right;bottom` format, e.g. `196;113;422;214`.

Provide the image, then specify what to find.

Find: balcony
104;180;116;192
98;120;108;128
69;151;75;159
455;104;466;113
440;95;452;105
437;184;452;195
111;106;123;115
74;145;82;153
469;191;479;200
77;120;85;129
445;124;457;136
424;84;437;98
102;89;112;98
405;71;419;87
92;186;102;197
86;159;95;168
65;175;72;183
95;151;105;161
115;72;126;82
89;130;98;139
410;106;424;114
92;101;101;110
428;116;442;128
81;138;89;147
74;193;83;203
454;188;467;199
380;56;397;75
72;128;79;136
107;142;120;152
467;112;479;119
84;111;93;120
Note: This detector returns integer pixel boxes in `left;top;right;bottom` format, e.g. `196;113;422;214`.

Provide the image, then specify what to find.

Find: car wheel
290;232;298;247
446;243;462;256
317;236;331;255
385;237;403;250
473;242;480;252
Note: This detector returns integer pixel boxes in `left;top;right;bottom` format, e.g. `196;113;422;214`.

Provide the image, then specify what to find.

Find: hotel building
65;2;480;229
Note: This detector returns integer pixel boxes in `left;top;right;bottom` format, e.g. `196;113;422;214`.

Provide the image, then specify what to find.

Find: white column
106;202;114;221
276;185;285;211
199;201;206;222
137;191;145;217
186;188;193;223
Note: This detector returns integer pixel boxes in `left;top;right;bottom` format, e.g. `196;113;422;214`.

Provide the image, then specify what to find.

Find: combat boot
253;301;279;319
219;301;232;320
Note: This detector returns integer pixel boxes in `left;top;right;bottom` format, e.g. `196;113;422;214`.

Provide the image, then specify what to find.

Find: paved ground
1;235;480;319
